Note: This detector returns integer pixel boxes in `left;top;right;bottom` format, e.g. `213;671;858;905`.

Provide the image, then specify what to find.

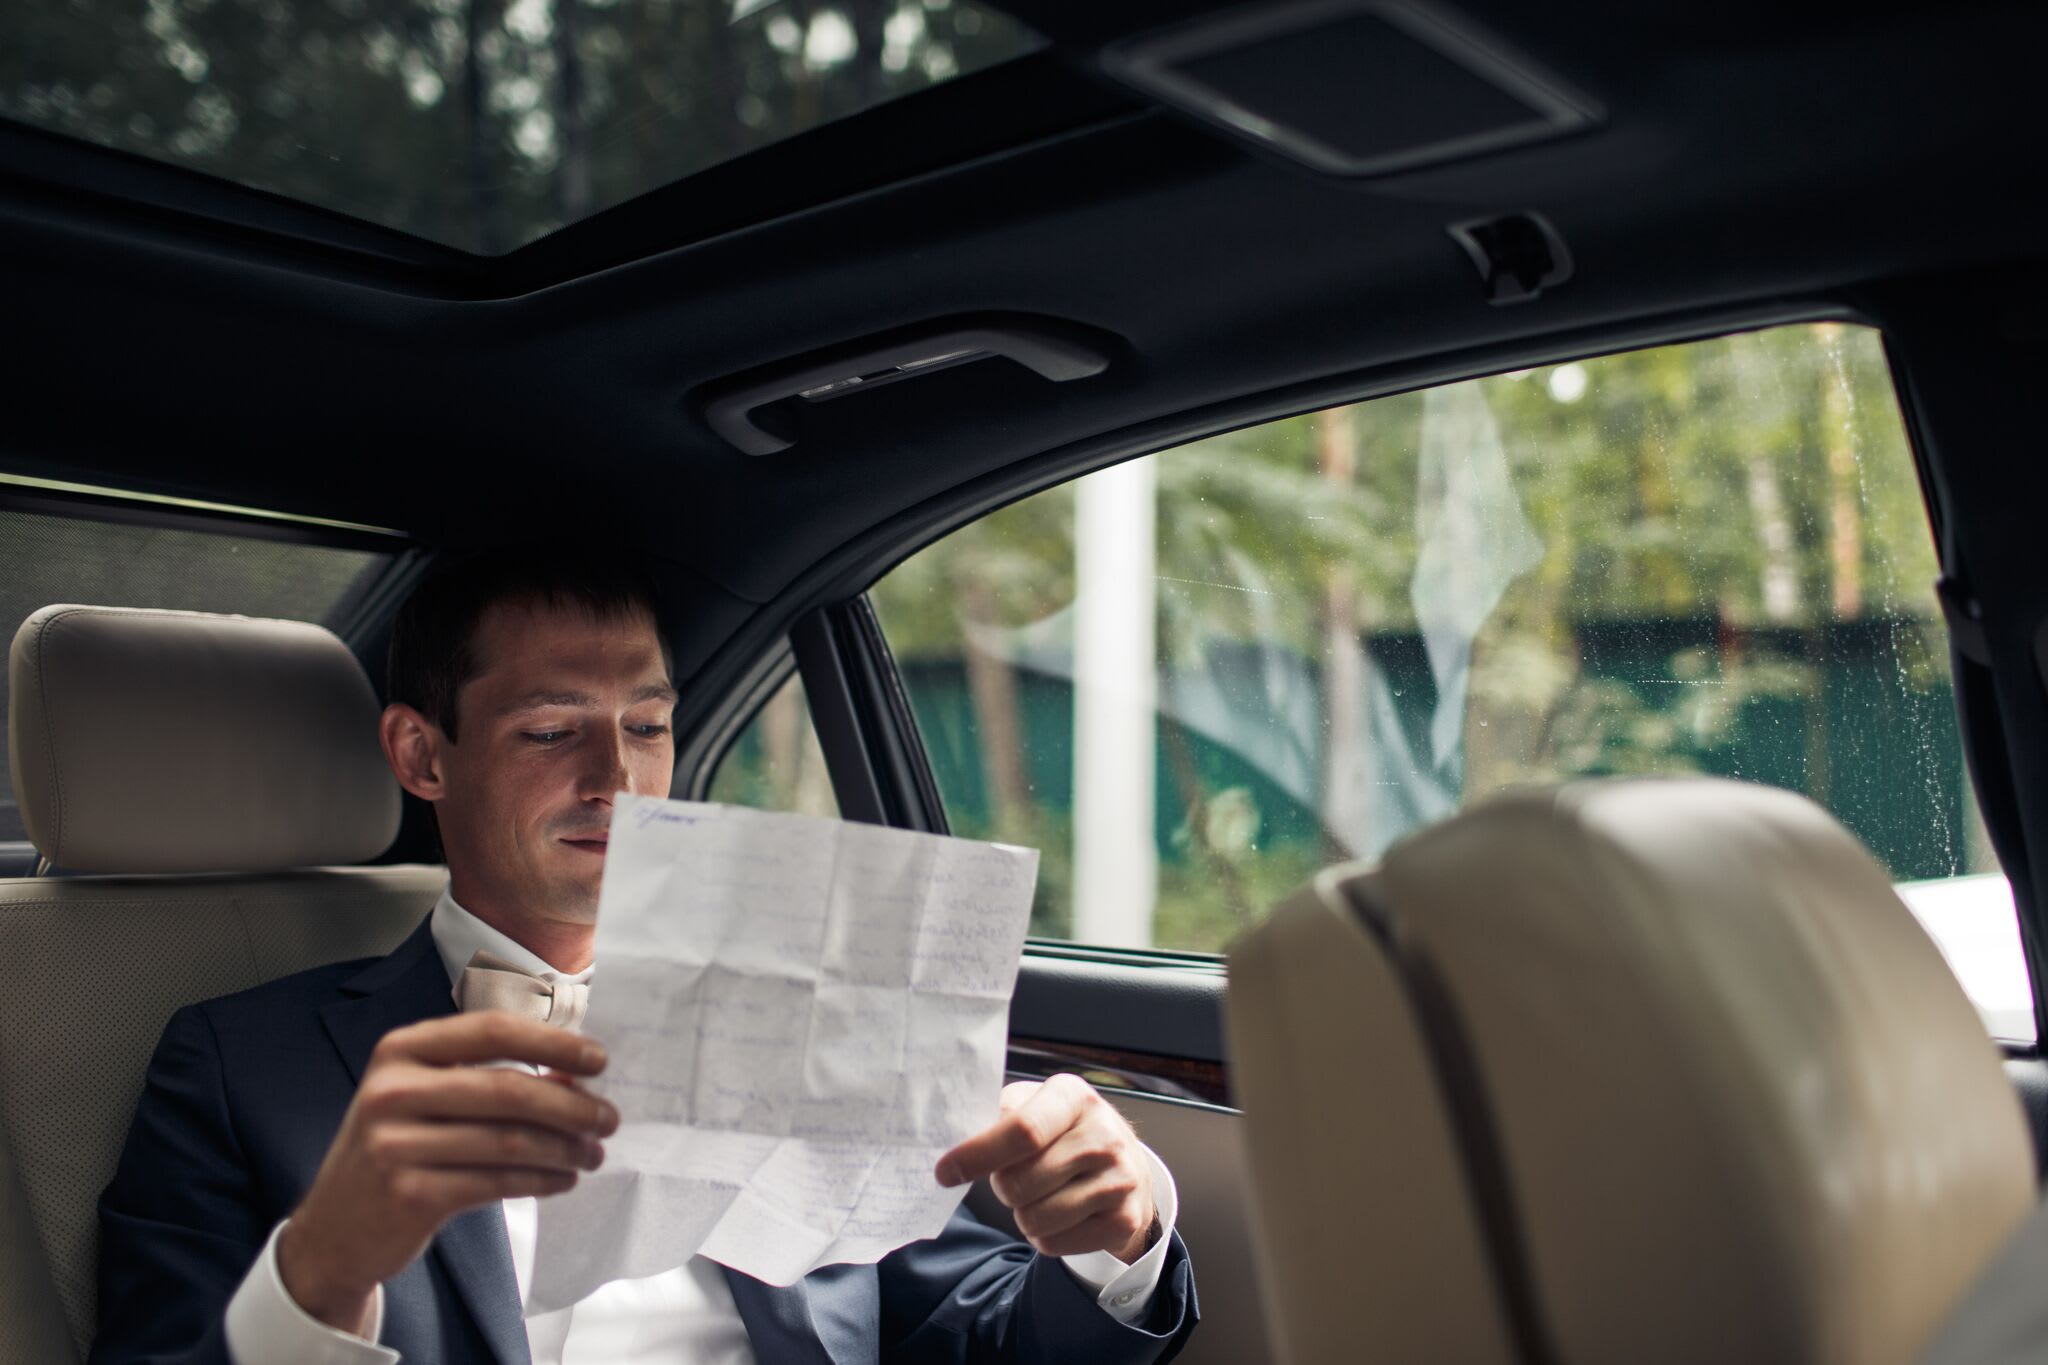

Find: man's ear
380;703;448;802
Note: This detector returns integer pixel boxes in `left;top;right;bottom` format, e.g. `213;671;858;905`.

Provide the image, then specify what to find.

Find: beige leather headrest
1230;777;2035;1365
8;605;399;873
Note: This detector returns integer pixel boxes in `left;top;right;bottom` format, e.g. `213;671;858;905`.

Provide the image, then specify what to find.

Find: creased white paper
526;795;1039;1312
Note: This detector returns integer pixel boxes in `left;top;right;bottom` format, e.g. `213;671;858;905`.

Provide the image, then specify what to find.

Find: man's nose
579;728;632;802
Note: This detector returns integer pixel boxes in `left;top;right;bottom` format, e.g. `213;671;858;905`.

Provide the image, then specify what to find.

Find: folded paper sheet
527;796;1039;1312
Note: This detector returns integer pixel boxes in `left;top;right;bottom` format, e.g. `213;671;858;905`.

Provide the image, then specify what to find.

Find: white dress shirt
225;888;1179;1363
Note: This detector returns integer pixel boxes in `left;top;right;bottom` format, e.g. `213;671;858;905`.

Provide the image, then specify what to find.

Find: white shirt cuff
224;1219;398;1365
1057;1142;1180;1326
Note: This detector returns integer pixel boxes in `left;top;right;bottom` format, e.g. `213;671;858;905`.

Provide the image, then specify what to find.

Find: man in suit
91;549;1198;1364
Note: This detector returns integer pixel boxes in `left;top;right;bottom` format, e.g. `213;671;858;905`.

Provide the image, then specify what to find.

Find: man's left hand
935;1073;1158;1263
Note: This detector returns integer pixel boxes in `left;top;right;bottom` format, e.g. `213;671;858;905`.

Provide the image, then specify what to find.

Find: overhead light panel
1105;1;1600;177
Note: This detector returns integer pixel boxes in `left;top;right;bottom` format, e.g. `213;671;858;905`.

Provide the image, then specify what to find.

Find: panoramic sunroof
0;0;1039;256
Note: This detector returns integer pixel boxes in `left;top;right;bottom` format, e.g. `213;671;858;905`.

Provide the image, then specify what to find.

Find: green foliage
859;322;1975;953
700;323;1963;948
3;0;1034;252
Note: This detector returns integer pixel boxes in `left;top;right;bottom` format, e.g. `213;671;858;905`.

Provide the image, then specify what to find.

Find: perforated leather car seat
1227;777;2035;1365
0;605;441;1362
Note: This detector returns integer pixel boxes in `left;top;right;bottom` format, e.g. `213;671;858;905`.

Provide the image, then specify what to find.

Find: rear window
0;499;397;842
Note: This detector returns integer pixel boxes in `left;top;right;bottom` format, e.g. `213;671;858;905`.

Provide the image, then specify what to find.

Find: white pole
1072;457;1158;948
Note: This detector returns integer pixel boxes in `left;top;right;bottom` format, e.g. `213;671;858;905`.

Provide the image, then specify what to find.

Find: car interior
4;1;2048;1361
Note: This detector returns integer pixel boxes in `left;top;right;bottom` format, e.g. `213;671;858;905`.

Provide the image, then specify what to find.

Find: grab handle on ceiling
702;317;1113;456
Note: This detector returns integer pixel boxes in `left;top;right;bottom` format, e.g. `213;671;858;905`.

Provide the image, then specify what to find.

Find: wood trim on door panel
1007;1036;1233;1108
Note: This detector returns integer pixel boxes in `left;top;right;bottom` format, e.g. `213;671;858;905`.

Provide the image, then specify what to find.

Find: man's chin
547;876;603;922
547;842;608;912
547;872;605;924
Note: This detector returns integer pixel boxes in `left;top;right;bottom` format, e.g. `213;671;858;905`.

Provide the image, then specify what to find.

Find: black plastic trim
788;600;947;832
790;607;891;825
2005;1052;2048;1181
847;597;951;836
701;314;1115;456
1010;954;1226;1063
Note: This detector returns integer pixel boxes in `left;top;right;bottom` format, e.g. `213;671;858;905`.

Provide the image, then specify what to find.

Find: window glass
0;504;395;843
869;322;2027;1035
705;670;838;817
0;0;1038;255
1895;876;2034;1042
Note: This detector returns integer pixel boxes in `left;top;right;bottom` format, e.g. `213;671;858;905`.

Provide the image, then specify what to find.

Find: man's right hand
277;1011;618;1335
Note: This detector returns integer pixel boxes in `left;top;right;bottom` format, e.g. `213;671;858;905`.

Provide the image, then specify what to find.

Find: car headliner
2;0;2044;735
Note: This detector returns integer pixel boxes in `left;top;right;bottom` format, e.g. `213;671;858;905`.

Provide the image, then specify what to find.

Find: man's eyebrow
497;690;598;714
496;684;678;715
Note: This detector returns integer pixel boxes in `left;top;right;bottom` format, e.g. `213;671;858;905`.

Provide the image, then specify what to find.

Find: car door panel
1009;957;1227;1069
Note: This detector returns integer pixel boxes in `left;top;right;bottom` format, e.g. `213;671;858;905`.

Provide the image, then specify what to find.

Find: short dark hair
385;545;673;742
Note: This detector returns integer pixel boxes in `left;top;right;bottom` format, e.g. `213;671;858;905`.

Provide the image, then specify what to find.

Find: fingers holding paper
277;1011;620;1334
935;1073;1159;1262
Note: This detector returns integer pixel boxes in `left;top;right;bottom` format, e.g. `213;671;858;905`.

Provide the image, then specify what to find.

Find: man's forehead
466;597;670;693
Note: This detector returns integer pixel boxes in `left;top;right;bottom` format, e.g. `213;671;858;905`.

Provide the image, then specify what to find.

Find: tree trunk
1817;322;1863;619
1315;406;1368;859
1744;453;1800;621
552;0;590;224
761;677;804;808
959;579;1031;838
462;0;497;254
846;0;890;105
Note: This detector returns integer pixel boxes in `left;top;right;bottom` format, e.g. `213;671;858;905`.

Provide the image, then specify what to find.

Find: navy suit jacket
90;919;1198;1364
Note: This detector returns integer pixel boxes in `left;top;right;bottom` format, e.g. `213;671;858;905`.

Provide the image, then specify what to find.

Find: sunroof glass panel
1;0;1039;255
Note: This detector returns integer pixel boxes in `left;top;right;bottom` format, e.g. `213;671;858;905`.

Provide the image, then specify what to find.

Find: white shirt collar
429;885;595;989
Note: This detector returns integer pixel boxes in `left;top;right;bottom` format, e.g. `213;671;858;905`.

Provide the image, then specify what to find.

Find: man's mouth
561;836;610;855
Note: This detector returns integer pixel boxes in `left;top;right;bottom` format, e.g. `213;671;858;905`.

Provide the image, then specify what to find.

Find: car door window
866;321;2033;1038
705;670;839;818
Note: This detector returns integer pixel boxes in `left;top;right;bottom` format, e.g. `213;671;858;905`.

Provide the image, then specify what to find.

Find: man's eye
631;724;671;738
522;730;570;744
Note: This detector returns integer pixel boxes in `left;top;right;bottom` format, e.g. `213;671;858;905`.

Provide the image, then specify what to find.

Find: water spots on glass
845;322;2017;1022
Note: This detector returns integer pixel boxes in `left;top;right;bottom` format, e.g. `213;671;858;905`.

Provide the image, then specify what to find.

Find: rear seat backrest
0;605;442;1363
1229;777;2037;1365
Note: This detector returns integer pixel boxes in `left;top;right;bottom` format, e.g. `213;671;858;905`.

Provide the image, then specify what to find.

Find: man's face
429;599;676;930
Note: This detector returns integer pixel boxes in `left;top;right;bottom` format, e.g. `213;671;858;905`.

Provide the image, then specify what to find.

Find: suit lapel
320;923;877;1365
723;1263;878;1365
321;919;534;1365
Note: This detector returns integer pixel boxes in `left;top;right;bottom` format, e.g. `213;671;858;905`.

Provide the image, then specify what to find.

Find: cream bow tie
453;949;590;1030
